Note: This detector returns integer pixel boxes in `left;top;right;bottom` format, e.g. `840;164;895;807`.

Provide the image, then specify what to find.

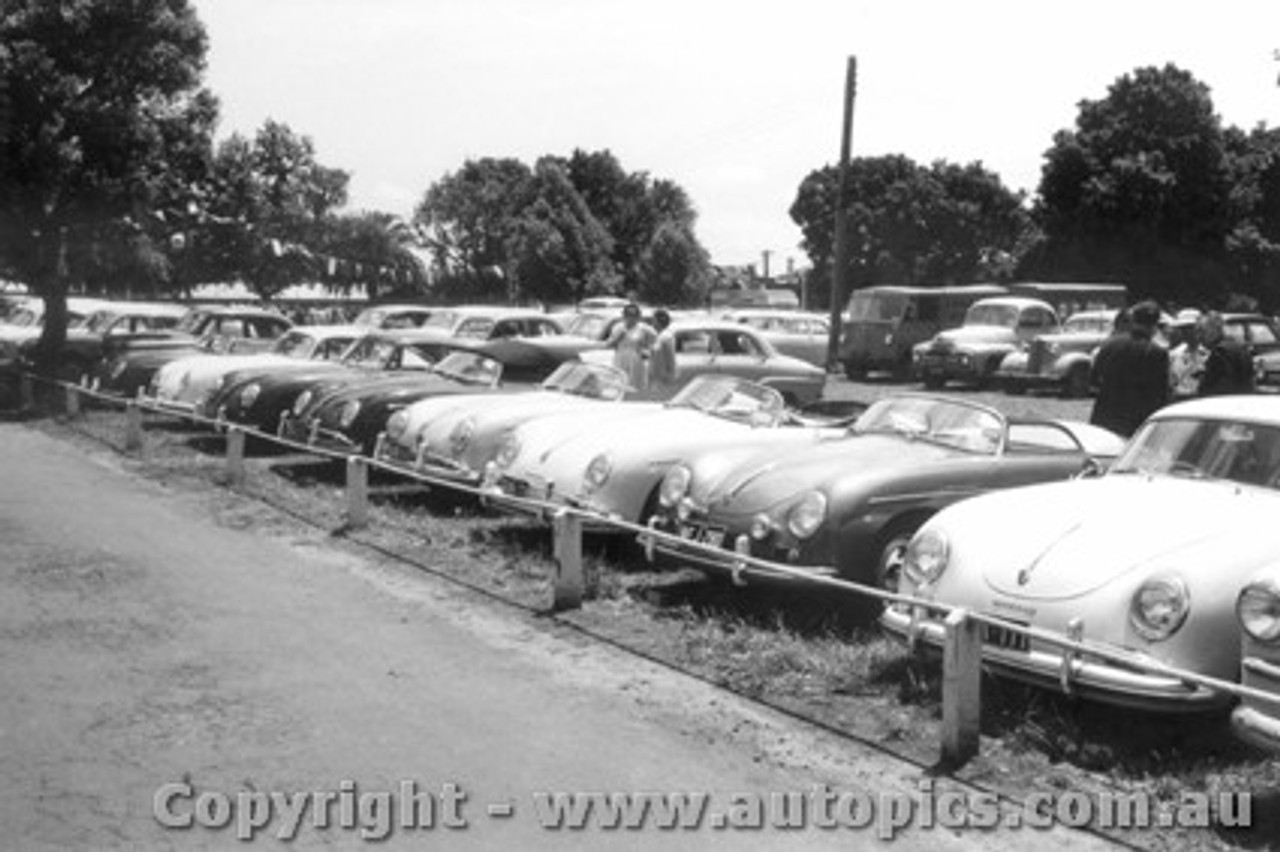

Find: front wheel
873;523;918;591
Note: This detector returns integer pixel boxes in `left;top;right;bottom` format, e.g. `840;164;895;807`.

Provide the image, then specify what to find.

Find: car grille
983;619;1030;653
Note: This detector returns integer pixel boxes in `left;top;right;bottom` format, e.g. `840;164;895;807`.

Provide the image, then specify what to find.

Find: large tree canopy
790;155;1029;308
414;149;710;305
1026;64;1234;305
0;0;217;367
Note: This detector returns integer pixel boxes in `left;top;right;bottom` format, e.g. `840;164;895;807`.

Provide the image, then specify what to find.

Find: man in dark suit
1197;312;1255;396
1090;301;1170;437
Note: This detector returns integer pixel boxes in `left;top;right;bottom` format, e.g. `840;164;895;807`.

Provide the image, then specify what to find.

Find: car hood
934;326;1016;347
694;433;963;510
157;352;296;393
953;476;1280;602
310;372;476;412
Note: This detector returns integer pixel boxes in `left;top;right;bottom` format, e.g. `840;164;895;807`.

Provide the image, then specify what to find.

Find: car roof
287;323;364;338
668;319;771;334
970;296;1056;310
1153;395;1280;424
99;302;188;317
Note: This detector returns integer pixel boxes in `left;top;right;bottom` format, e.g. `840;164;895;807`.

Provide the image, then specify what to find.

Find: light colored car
148;325;363;412
1232;569;1280;752
352;304;436;329
720;309;831;368
882;395;1280;712
415;306;565;344
375;361;633;483
995;309;1119;398
912;297;1061;389
579;319;826;405
482;375;830;529
649;394;1123;588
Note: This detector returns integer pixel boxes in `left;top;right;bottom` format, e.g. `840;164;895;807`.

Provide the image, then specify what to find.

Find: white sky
191;0;1280;270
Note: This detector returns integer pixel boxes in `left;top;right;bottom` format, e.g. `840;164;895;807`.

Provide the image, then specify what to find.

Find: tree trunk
33;228;70;377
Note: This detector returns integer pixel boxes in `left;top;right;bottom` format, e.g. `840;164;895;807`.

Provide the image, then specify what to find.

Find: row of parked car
6;293;1280;754
841;283;1280;396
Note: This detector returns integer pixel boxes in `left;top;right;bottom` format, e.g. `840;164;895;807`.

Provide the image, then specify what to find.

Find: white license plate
679;524;726;548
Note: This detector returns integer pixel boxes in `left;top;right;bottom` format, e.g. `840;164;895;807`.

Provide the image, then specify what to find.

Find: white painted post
551;508;584;611
345;455;369;528
225;426;246;487
124;402;144;452
64;382;80;418
941;608;983;767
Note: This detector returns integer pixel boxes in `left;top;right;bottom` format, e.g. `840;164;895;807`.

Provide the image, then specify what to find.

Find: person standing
605;302;657;393
1197;312;1255;396
1090;301;1170;437
648;309;678;398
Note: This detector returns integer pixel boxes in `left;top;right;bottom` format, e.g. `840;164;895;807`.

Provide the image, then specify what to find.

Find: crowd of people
1090;303;1259;437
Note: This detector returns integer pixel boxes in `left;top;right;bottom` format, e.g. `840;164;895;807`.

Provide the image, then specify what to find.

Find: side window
1224;323;1247;343
457;319;494;339
1247;322;1278;346
216;318;247;337
676;331;711;355
717;331;760;356
492;320;521;338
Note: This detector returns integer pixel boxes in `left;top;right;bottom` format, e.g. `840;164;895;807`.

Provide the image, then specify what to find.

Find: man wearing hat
1090;300;1170;437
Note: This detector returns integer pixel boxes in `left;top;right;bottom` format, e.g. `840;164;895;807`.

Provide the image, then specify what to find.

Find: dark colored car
646;393;1125;590
281;336;604;456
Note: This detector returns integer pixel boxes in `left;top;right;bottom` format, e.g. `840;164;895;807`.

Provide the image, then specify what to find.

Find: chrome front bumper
880;605;1229;712
641;518;836;583
1233;655;1280;752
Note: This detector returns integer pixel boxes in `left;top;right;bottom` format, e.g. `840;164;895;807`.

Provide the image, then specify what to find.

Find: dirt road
0;422;1116;850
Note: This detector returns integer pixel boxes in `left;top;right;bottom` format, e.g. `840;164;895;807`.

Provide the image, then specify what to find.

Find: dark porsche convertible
645;393;1125;590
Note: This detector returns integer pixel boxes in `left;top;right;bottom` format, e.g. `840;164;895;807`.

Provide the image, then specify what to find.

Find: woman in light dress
605;302;657;393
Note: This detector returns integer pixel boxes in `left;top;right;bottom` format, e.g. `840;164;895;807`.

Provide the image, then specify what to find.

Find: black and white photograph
2;1;1280;848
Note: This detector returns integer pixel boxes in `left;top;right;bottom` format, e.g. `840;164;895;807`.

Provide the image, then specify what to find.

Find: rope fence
23;371;1280;768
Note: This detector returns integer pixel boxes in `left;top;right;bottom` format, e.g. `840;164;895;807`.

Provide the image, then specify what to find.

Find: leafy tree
195;120;350;300
790;155;1029;308
1027;64;1233;305
0;0;217;369
1222;125;1280;309
506;157;616;304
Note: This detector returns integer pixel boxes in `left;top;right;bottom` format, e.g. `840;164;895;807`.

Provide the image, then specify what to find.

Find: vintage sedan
481;375;853;529
375;360;632;483
579;319;826;404
1232;570;1280;751
882;395;1280;712
912;297;1061;389
995;309;1119;398
647;394;1123;588
720;309;831;368
95;306;293;396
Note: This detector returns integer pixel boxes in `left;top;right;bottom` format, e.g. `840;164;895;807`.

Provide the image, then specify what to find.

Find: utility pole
761;249;772;281
825;56;858;370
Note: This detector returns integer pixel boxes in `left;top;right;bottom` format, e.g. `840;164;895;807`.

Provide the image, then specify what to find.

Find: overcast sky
190;0;1280;271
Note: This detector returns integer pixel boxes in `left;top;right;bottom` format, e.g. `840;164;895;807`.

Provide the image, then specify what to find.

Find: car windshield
564;314;609;339
174;309;208;333
847;291;908;322
342;337;399;369
540;362;628;400
8;307;40;326
1111;417;1280;489
853;396;1004;454
271;331;316;358
666;375;784;424
83;310;117;333
1063;314;1113;334
965;303;1019;328
353;308;387;327
433;351;502;385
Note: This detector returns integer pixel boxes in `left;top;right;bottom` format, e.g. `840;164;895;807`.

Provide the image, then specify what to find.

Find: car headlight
494;433;520;470
786;490;827;540
448;418;475;456
387;410;410;442
1238;579;1280;643
750;513;773;541
903;528;950;587
659;464;692;508
239;383;261;409
338;400;361;429
293;390;313;416
583;453;612;494
1130;575;1190;641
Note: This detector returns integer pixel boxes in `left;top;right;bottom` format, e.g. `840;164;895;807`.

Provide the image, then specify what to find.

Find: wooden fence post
551;509;584;611
225;426;246;487
64;382;80;418
941;608;983;767
124;402;144;452
345;455;369;528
